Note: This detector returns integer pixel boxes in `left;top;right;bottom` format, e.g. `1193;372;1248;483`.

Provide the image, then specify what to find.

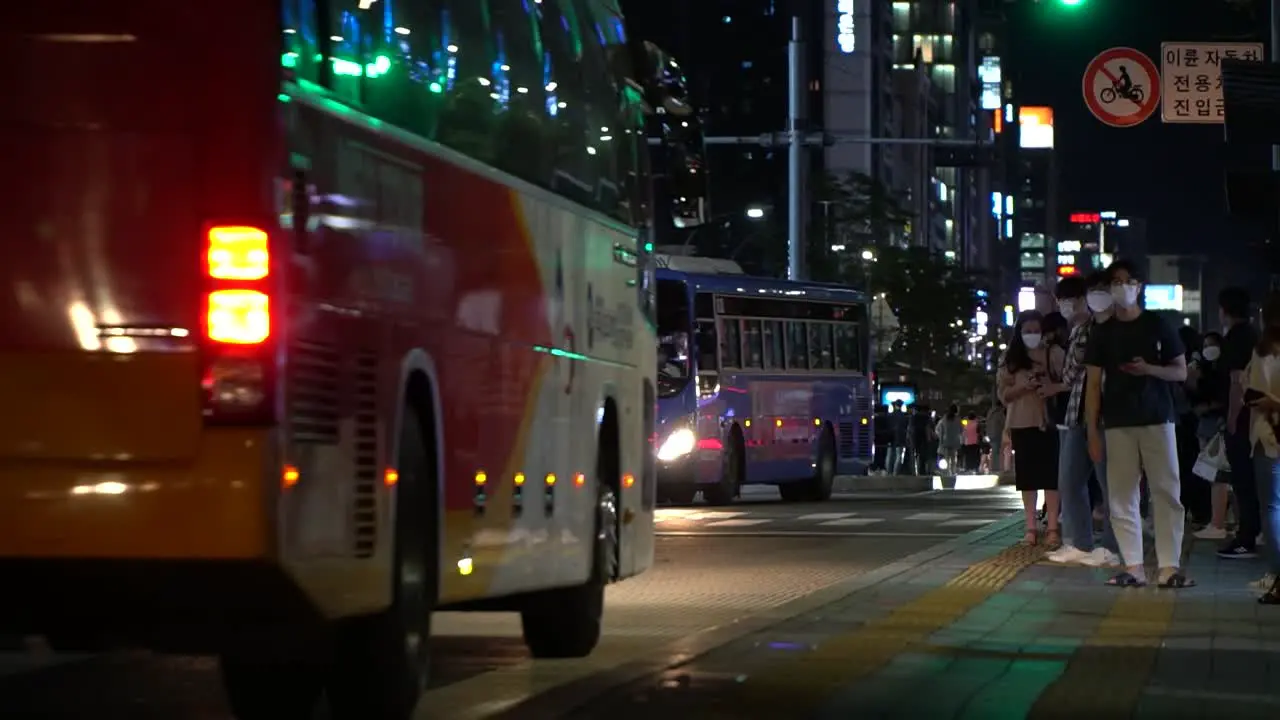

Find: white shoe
1047;546;1092;564
1081;548;1123;568
1250;573;1276;590
1194;526;1228;540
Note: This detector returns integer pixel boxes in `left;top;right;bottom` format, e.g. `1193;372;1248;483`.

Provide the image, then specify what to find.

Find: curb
489;512;1025;719
833;473;1016;493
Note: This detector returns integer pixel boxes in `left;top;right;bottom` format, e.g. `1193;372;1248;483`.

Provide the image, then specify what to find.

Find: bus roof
657;268;868;305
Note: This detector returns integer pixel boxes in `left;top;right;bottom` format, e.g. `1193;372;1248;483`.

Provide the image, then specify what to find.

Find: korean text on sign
1160;42;1262;124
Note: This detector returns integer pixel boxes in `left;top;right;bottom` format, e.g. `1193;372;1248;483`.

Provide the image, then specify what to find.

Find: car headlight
657;428;696;461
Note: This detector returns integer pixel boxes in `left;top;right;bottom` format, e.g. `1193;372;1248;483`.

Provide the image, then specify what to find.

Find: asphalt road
0;488;1020;719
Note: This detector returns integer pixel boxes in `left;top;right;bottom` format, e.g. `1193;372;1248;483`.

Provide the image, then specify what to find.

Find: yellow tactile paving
734;541;1046;709
1028;587;1176;717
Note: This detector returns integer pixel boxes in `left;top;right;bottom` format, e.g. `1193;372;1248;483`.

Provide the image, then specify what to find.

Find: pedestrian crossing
653;508;1007;531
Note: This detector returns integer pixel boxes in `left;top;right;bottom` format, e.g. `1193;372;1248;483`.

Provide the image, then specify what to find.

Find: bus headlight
657;428;696;461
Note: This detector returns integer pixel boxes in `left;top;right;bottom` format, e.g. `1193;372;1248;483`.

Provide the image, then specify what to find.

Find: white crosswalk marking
818;518;884;527
939;518;1001;527
905;512;958;521
704;518;772;527
686;511;746;521
797;512;857;521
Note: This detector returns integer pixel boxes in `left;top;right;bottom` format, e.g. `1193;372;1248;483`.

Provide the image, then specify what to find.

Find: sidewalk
538;518;1280;718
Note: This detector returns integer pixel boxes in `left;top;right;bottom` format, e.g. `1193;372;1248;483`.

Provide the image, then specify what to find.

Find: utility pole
1273;0;1280;171
787;17;807;281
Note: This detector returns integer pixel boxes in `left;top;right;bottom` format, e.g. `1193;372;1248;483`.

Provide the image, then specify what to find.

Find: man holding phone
1084;260;1191;587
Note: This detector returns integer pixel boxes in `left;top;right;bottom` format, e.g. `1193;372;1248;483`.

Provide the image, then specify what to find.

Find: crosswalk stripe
797;512;857;521
904;512;958;521
818;518;884;527
939;518;1002;527
685;511;747;521
704;518;772;527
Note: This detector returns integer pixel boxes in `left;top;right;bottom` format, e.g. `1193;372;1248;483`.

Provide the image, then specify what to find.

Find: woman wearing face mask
999;311;1066;546
1245;293;1280;603
1192;331;1232;538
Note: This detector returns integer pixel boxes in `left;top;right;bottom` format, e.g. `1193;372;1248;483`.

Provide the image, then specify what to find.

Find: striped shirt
1062;318;1094;427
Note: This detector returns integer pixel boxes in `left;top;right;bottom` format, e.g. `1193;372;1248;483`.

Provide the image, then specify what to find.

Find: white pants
1104;423;1184;569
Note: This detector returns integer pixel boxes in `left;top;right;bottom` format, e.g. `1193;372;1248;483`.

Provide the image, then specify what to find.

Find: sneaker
1217;543;1258;559
1081;548;1123;568
1047;546;1092;564
1194;526;1229;540
1250;573;1277;590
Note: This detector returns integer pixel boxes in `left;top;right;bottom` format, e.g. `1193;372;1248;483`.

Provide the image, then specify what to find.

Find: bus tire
702;428;742;506
219;653;324;720
804;427;837;502
520;444;617;658
663;484;697;505
327;405;436;720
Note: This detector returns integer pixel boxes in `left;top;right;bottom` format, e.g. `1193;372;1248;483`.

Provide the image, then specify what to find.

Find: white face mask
1111;284;1140;308
1057;299;1078;317
1086;290;1113;313
1021;333;1043;349
1201;346;1221;362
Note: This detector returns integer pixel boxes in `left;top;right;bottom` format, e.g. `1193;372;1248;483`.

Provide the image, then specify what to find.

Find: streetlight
860;249;875;262
745;206;766;219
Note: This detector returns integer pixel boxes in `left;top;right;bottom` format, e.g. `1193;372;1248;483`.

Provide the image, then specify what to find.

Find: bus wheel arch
519;394;619;658
326;355;442;718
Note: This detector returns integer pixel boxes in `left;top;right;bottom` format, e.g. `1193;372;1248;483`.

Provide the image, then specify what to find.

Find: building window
1020;252;1046;269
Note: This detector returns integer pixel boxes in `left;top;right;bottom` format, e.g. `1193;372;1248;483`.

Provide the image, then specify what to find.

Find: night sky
1010;0;1270;257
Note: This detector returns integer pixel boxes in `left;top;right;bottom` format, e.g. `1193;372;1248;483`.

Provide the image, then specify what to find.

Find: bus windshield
656;278;691;398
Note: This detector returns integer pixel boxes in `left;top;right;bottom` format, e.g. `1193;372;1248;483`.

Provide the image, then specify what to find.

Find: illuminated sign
1145;284;1184;311
1017;287;1037;313
1057;265;1079;276
992;192;1003;218
1019;106;1054;148
1057;240;1082;253
1070;212;1101;224
1058;254;1076;265
980;57;1002;110
836;0;855;53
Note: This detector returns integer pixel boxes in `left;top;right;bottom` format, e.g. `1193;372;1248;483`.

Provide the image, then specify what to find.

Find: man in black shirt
1084;260;1191;587
1216;287;1260;558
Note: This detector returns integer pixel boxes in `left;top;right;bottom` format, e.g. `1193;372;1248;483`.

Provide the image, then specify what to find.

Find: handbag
1192;432;1231;482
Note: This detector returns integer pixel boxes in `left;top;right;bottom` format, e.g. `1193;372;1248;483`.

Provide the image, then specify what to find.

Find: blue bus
654;257;875;505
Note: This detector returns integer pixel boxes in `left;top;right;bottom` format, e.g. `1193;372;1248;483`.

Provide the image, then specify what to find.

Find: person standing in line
1217;287;1262;559
999;311;1064;547
1174;325;1210;527
987;402;1006;473
1190;332;1232;539
936;405;964;473
1244;293;1280;602
1046;273;1121;566
961;411;982;471
1084;260;1192;588
887;399;909;474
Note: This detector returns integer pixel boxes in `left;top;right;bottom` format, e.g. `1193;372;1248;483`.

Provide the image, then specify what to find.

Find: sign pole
787;16;807;281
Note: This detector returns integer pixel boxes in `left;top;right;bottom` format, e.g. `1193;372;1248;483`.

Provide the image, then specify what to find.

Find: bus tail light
207;225;270;280
206;290;270;345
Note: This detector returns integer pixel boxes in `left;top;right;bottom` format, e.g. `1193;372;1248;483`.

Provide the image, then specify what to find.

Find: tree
809;171;913;282
868;246;977;372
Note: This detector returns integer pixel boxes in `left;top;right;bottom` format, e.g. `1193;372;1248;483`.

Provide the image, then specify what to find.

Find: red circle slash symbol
1082;47;1161;128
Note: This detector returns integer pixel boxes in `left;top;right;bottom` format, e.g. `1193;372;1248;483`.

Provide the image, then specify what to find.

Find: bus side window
367;0;447;139
809;324;834;370
786;321;808;370
833;324;859;370
489;0;554;185
695;319;718;371
434;1;501;165
282;0;322;85
720;319;741;369
762;321;784;369
742;320;763;369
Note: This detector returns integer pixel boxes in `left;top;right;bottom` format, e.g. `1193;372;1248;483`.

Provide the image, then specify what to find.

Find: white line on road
797;512;857;521
938;518;1004;527
904;512;959;521
703;519;771;527
817;518;884;527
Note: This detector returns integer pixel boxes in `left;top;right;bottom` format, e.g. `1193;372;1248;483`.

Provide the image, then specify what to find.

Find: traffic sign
1161;42;1263;123
1082;47;1161;127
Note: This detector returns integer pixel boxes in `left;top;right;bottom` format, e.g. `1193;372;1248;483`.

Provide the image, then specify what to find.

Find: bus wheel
803;427;837;501
778;482;807;502
328;406;435;720
219;653;323;720
663;484;697;505
520;464;615;658
702;430;742;506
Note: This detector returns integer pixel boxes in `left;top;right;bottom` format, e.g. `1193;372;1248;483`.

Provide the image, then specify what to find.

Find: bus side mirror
661;114;710;229
633;40;711;230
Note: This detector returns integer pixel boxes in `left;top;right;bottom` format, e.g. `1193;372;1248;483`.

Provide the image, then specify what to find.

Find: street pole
1273;0;1280;171
787;17;806;281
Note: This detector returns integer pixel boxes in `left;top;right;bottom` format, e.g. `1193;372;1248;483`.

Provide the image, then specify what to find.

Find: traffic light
1059;0;1085;5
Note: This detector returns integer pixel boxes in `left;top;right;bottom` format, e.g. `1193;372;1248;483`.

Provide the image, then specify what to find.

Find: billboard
1144;284;1184;311
1019;106;1054;149
980;57;1002;110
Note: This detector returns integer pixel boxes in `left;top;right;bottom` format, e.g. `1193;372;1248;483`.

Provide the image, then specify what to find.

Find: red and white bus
0;1;705;717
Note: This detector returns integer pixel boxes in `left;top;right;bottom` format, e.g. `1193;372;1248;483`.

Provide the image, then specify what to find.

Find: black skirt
1010;426;1059;492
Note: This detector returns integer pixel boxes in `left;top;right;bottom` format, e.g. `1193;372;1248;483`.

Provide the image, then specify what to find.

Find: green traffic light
1059;0;1085;5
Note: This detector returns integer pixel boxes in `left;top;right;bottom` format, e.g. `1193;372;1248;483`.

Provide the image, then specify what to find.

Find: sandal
1106;572;1147;588
1045;528;1062;549
1260;579;1280;605
1157;572;1196;589
1022;529;1038;546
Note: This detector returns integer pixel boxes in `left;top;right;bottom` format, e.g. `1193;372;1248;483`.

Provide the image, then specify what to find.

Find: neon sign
1069;212;1101;224
837;0;855;54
